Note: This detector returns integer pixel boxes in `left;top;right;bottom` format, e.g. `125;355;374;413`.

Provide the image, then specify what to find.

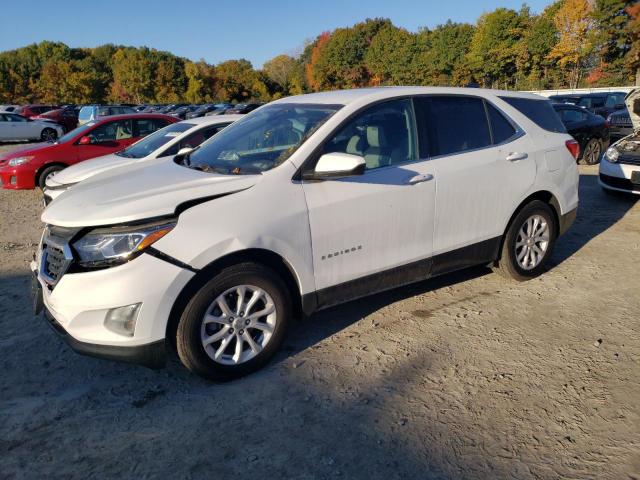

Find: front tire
176;263;291;381
494;200;557;281
40;128;58;142
37;165;64;190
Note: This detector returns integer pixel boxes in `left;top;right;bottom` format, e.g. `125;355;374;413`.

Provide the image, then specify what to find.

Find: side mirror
305;152;366;180
177;147;193;156
78;136;93;145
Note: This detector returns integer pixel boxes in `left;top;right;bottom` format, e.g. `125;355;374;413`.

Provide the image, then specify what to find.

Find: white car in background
0;112;64;142
43;115;242;204
600;88;640;195
34;87;579;381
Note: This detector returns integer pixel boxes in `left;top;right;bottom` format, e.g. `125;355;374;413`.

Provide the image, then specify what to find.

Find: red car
32;106;79;132
0;113;177;189
16;105;59;118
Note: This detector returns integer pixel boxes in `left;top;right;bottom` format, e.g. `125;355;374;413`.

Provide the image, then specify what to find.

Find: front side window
415;96;491;156
605;93;625;107
88;120;133;143
323;99;418;170
185;103;341;175
117;122;194;159
7;114;27;122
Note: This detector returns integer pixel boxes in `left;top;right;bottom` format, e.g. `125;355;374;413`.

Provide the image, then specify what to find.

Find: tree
467;8;528;88
364;25;424;85
625;2;640;85
548;0;597;88
109;48;154;103
263;54;304;96
305;32;331;91
417;21;475;85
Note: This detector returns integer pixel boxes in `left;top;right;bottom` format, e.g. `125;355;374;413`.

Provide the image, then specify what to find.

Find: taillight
565;139;580;160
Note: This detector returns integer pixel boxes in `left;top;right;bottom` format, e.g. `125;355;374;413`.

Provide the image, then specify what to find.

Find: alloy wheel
515;214;550;270
200;285;277;365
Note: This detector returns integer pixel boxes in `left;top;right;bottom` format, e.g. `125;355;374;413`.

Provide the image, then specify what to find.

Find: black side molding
305;236;502;315
44;309;166;369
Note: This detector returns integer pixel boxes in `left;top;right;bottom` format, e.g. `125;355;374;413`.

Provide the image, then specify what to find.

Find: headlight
72;220;176;267
604;146;620;163
8;156;34;166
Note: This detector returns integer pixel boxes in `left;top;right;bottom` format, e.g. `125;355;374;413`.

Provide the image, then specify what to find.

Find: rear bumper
559;207;578;236
44;308;166;369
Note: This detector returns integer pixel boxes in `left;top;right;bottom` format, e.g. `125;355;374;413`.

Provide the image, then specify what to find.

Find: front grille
44;243;67;281
600;173;640;191
619;155;640;166
39;226;78;287
610;117;632;126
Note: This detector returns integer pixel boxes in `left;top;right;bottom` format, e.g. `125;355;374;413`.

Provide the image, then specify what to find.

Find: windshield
55;122;96;144
185;103;341;174
116;122;195;158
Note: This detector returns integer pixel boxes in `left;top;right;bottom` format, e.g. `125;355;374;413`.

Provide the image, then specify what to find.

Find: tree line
0;0;638;105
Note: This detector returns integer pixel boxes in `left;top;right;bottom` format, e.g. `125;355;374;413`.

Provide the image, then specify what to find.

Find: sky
0;0;553;68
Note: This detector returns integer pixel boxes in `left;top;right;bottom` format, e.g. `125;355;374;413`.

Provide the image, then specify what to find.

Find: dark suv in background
549;92;627;119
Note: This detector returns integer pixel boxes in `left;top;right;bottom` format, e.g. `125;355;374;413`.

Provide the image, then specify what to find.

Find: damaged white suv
600;88;640;195
32;87;579;380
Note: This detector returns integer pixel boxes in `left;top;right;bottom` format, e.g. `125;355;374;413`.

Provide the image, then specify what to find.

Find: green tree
109;47;154;103
467;8;528;88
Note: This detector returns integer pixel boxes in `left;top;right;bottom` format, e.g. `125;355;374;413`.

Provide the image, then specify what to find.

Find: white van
33;87;579;380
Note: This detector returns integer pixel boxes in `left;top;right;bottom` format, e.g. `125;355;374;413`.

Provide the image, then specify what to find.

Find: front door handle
406;173;434;185
506;152;528;162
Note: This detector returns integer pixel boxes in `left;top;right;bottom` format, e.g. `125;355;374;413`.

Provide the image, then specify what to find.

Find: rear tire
581;138;601;165
37;165;64;190
494;200;557;281
176;263;291;381
40;128;58;142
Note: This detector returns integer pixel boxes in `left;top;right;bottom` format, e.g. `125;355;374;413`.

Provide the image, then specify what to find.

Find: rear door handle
406;173;434;185
506;152;528;162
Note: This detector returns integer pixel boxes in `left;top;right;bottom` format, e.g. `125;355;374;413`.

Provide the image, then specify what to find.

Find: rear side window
414;96;491;156
499;97;566;133
134;118;168;136
486;103;516;144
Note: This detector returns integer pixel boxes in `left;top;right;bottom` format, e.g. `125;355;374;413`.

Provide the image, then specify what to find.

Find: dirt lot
0;142;639;480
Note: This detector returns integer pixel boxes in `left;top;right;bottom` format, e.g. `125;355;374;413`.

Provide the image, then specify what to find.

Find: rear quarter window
499;97;566;133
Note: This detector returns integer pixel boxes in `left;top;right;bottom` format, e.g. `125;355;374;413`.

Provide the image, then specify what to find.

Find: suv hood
625;88;640;131
42;157;260;227
46;153;139;187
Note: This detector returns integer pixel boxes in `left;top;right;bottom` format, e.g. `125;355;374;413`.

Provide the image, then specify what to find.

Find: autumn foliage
0;1;638;104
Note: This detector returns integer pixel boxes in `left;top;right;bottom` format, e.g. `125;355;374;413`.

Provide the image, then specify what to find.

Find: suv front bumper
32;252;195;367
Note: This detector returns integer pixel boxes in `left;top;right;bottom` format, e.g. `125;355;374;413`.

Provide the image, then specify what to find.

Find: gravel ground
0;142;639;479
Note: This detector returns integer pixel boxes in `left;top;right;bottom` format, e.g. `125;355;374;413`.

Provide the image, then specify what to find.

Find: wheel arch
35;162;68;187
497;190;561;261
165;248;303;343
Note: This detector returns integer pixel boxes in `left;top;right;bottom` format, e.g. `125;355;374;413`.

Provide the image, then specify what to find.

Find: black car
170;105;201;120
607;108;634;141
552;103;610;165
225;103;262;114
186;103;233;119
549;92;627;119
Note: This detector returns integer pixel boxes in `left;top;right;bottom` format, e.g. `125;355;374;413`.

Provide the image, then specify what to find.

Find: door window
134;118;169;137
323;99;418;170
559;108;587;123
414;96;491;156
486;103;517;144
6;114;27;122
88;120;133;143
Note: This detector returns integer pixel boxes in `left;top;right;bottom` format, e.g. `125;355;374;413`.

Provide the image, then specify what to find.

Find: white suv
32;87;579;380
